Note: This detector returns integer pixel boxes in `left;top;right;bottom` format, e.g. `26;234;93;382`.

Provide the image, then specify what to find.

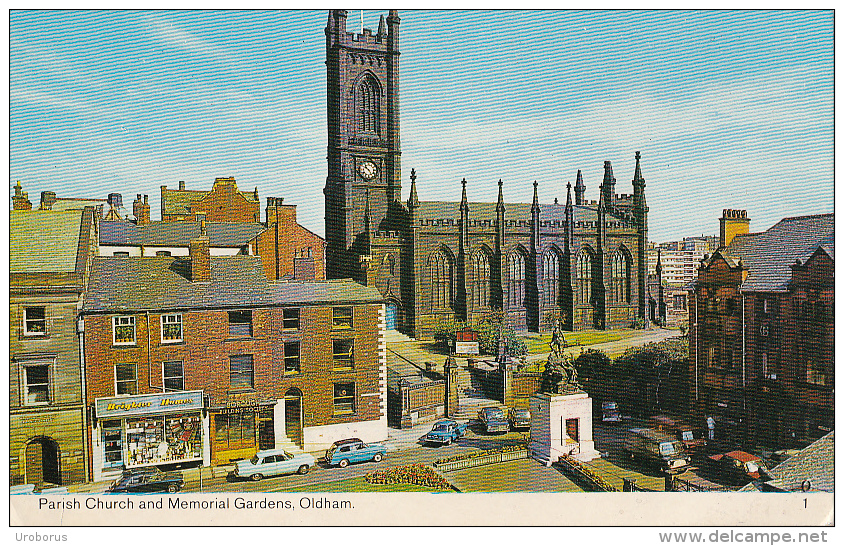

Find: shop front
92;391;207;482
210;399;276;466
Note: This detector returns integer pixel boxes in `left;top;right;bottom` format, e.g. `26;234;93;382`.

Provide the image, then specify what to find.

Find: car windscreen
432;424;449;432
487;409;504;419
658;442;677;456
681;430;695;441
250;456;260;465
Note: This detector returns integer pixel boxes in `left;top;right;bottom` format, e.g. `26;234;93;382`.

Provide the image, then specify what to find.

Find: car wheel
373;453;383;463
338;459;349;468
167;484;180;493
250;473;264;481
297;464;310;475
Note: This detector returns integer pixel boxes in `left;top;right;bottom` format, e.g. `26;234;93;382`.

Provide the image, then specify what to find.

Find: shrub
475;315;528;357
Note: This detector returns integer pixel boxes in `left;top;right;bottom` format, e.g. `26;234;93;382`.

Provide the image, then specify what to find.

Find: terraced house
80;232;387;482
10;206;98;487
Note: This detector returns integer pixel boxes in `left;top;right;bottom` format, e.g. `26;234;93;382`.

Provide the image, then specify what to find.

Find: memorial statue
541;320;581;394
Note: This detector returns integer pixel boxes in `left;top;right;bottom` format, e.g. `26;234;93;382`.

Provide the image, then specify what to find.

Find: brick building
688;210;834;447
323;10;650;337
80;240;386;481
160;177;260;223
10;207;98;487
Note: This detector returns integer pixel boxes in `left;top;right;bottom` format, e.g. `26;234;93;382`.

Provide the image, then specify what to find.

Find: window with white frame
23;307;47;336
115;362;137;395
163;361;184;391
160;314;183;343
112;316;136;345
21;361;50;405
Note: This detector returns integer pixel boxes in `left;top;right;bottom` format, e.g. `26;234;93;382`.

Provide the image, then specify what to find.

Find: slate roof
740;432;834;493
82;255;383;313
417;200;614;224
47;198;108;212
10;210;84;273
99;220;267;247
718;214;834;291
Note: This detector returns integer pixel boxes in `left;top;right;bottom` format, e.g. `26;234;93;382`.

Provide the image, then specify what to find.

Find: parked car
232;448;316;481
423;419;468;445
477;407;509;434
601;401;622;423
622;428;691;475
650;415;707;454
708;451;770;485
107;467;184;493
324;438;386;468
508;408;531;430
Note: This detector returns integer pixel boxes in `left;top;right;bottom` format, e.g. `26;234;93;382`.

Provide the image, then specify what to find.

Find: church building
324;9;651;337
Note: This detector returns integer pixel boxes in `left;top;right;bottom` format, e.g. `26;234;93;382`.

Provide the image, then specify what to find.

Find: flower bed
365;464;452;490
558;454;618;492
433;444;529;472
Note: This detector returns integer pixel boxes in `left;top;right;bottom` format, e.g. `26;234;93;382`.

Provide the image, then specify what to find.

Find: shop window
214;413;255;451
282;308;300;330
229;355;254;390
333;339;354;370
112;316;136;345
284;342;301;374
333;382;355;415
163;361;184;392
23;307;47;336
22;362;50;405
102;421;123;469
115;363;137;395
160;314;183;343
332;307;353;329
228;310;253;337
125;415;202;466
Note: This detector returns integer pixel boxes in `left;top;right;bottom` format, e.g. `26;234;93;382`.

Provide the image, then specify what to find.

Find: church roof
100;220;266;248
82;255;383;313
719;213;834;292
416;200;604;223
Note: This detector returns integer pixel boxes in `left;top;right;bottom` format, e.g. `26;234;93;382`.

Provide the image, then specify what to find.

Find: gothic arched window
356;77;380;135
542;250;560;307
576;250;592;305
430;250;452;310
471;250;491;308
508;251;526;308
611;250;630;303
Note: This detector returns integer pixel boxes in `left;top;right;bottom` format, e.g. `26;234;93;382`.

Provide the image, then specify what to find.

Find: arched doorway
24;437;61;486
385;302;398;330
284;388;304;449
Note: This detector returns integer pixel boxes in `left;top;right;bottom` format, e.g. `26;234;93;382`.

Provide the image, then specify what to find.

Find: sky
9;9;834;243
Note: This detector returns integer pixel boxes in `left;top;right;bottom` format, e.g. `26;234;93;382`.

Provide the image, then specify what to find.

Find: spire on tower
377;14;386;36
566;181;573;209
407;168;419;209
574;169;585;206
460;178;469;212
531;181;540;213
496;179;505;213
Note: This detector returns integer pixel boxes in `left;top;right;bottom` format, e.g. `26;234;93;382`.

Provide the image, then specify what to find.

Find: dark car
622;428;691;475
650;415;707;454
423;419;469;445
601;401;622;423
508;408;531;430
108;468;184;494
708;451;770;485
477;407;509;434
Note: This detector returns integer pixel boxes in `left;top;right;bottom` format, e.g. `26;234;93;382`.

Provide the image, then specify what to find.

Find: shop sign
96;391;204;418
217;398;260;415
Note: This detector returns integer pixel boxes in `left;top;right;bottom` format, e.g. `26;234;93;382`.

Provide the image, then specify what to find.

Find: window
22;362;50;405
577;251;592;305
471;251;490;308
102;420;123;468
113;251;130;257
543;251;559;307
163;361;184;392
23;307;47;336
214;413;255;451
356;77;380;134
156;251;171;257
333;339;354;370
113;316;136;345
611;251;630;303
332;307;353;329
508;252;526;308
430;251;452;309
228;310;253;337
160;314;183;343
282;309;300;330
229;355;254;390
333;382;355;415
115;363;137;395
806;360;826;386
284;342;301;374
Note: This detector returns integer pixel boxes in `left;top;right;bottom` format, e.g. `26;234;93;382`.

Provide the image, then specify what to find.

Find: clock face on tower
358;161;378;181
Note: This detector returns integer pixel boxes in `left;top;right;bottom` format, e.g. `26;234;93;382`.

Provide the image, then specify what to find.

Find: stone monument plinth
529;389;600;466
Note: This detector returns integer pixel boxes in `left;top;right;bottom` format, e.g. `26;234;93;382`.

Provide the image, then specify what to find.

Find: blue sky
9;9;834;242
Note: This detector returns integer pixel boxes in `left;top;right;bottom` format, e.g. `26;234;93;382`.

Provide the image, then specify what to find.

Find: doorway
25;437;61;486
565;418;580;443
284;388;303;449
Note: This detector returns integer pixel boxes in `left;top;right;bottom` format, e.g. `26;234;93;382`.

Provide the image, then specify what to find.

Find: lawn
277;476;453;493
521;329;639;355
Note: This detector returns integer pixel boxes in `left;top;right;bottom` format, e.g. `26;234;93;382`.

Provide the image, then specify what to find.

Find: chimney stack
189;227;211;283
719;209;750;248
12;181;32;210
133;194;151;225
40;191;57;210
179;180;186;190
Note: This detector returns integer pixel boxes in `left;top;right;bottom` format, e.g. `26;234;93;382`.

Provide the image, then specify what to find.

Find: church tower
324;9;403;279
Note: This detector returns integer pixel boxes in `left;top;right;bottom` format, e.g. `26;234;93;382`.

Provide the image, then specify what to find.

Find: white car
233;448;315;481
